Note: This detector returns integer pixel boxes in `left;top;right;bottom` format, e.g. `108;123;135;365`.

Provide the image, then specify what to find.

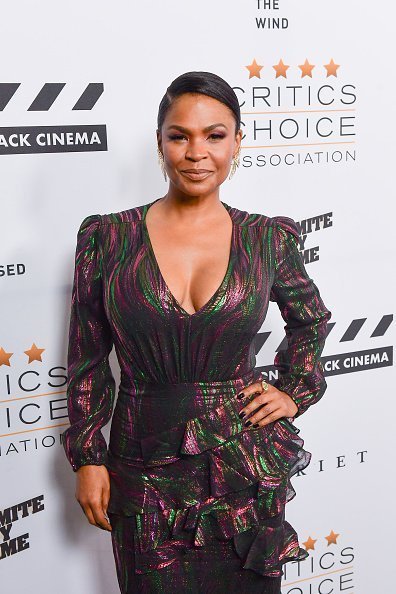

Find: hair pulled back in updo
157;71;241;135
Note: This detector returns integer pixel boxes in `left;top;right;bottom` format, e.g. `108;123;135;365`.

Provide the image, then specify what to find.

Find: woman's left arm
238;216;332;426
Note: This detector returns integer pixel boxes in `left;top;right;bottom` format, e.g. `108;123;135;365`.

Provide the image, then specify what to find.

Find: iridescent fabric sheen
61;197;332;590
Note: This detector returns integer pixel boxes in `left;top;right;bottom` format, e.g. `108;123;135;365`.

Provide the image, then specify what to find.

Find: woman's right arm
61;214;115;531
269;216;332;419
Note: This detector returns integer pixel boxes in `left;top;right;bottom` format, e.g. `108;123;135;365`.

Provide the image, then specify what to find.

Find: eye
168;134;186;141
167;133;226;141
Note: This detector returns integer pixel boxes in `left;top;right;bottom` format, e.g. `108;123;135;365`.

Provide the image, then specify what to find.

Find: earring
228;146;241;180
157;146;167;181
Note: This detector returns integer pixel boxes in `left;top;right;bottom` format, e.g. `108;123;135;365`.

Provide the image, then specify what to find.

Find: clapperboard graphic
257;310;393;379
0;82;107;155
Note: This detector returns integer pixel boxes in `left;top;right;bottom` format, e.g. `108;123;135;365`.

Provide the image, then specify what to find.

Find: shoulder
226;203;300;242
77;204;145;230
76;204;145;242
101;204;145;226
76;213;102;242
225;203;271;227
270;215;300;242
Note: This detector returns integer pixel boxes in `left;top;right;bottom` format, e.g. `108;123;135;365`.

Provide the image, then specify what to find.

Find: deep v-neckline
142;198;236;319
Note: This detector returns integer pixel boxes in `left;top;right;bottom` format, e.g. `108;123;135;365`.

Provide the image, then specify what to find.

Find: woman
61;71;332;594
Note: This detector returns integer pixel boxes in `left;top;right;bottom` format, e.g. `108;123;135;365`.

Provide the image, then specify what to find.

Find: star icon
246;58;264;79
324;58;340;77
273;58;289;78
303;536;317;551
24;343;45;363
0;346;13;367
298;58;315;78
325;530;340;545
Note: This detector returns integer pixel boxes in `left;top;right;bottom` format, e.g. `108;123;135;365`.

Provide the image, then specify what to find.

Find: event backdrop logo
290;210;332;265
0;343;68;459
0;82;106;155
281;527;355;593
0;495;44;560
233;53;356;169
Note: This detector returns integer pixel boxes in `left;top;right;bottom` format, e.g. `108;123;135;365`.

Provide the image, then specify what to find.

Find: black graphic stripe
340;318;366;342
73;83;104;110
371;314;393;337
28;83;66;111
0;83;21;111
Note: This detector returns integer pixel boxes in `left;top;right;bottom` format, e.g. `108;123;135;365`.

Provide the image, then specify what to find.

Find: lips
181;170;213;180
182;169;212;174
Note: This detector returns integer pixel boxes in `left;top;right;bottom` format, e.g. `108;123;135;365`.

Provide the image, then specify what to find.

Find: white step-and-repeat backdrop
1;1;394;592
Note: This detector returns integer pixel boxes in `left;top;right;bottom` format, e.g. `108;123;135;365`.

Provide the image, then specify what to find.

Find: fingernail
236;392;244;400
239;411;246;419
245;420;252;427
253;423;259;428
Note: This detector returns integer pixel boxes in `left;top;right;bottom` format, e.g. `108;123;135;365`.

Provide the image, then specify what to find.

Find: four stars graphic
246;57;340;79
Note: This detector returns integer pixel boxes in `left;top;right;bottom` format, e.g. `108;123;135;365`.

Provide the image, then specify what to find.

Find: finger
91;501;112;531
79;502;97;527
249;409;283;429
238;392;273;420
236;381;264;400
243;402;280;427
79;497;111;531
101;489;112;531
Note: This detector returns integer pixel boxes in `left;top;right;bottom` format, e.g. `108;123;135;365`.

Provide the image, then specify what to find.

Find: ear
234;129;243;154
156;129;162;151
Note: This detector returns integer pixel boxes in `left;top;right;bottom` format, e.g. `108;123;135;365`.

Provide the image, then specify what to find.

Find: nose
184;139;208;161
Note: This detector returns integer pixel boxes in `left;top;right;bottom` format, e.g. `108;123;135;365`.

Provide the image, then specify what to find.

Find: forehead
164;93;234;126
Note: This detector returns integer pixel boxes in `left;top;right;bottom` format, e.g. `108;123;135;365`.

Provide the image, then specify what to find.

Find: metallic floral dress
61;197;332;591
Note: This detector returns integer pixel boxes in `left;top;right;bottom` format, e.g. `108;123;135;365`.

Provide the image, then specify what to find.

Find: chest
101;219;273;333
143;215;234;317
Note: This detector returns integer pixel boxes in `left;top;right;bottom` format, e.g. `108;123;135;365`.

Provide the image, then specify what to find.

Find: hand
75;465;112;531
236;380;298;429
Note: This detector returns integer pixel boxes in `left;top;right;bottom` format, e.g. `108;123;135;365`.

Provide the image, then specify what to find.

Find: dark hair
157;71;241;135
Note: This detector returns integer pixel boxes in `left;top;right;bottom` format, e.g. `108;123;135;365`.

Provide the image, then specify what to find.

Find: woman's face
157;93;242;196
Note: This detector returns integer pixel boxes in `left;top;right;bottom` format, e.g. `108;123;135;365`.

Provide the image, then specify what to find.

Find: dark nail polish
237;392;244;400
253;423;259;428
245;420;252;427
239;411;246;419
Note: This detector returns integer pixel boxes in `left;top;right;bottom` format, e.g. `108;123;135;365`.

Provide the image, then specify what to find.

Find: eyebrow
166;123;228;133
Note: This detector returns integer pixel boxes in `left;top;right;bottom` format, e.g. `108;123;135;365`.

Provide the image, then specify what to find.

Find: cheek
212;149;234;169
216;159;234;178
165;146;182;165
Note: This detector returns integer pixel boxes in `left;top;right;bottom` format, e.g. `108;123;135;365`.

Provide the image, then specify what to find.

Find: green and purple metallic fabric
61;197;332;587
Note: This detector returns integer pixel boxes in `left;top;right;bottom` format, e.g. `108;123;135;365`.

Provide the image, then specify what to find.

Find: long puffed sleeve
60;214;116;472
269;216;332;418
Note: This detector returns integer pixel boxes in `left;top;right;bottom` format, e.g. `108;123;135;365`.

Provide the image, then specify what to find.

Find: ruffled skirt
108;511;283;593
105;369;311;590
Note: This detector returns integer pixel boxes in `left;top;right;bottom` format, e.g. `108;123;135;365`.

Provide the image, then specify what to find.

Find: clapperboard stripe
0;83;104;111
72;83;104;110
371;314;393;337
28;83;66;111
340;318;366;342
0;83;21;111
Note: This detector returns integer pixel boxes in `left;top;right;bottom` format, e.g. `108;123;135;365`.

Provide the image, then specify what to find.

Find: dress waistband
119;368;263;399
